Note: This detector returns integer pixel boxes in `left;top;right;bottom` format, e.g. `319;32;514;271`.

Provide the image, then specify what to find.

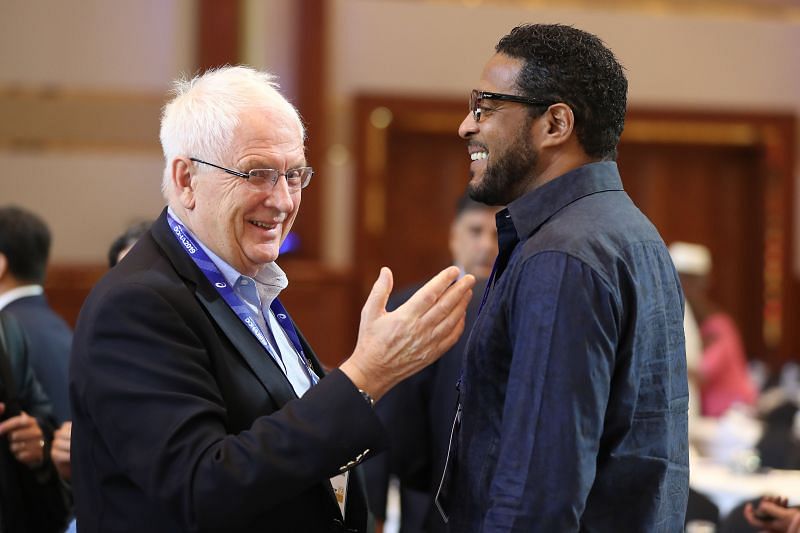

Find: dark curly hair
0;206;51;284
496;24;627;160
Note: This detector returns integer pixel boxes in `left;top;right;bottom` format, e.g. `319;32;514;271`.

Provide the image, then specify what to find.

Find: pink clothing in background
699;313;757;417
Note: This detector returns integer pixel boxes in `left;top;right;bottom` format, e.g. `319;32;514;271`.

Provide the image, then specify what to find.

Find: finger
420;275;475;325
759;501;790;516
0;415;28;435
432;302;469;354
52;448;69;463
361;267;393;322
53;436;70;451
11;441;41;459
55;422;72;439
744;503;767;527
10;427;41;442
419;286;473;348
401;266;462;316
427;287;471;337
434;290;472;336
423;290;471;357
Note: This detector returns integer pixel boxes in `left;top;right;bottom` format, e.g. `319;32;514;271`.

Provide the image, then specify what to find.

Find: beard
467;122;538;206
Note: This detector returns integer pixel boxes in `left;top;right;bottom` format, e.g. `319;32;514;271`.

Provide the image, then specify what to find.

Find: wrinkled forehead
227;104;306;159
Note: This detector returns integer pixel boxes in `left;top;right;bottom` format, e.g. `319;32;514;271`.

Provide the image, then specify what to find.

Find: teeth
250;220;273;229
470;151;488;161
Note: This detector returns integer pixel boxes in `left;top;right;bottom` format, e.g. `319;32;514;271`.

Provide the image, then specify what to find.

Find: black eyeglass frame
189;157;314;190
470;90;556;122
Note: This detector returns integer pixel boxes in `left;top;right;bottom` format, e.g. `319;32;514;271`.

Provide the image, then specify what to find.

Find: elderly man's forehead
224;105;306;164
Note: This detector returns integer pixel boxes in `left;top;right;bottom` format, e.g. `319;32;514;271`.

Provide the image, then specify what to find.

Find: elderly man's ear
0;253;7;280
171;157;196;210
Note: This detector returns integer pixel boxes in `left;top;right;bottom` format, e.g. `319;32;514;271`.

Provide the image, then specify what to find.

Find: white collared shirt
0;284;44;311
167;208;313;397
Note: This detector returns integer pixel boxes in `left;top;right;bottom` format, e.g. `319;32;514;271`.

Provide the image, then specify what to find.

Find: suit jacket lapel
150;209;297;408
194;290;298;407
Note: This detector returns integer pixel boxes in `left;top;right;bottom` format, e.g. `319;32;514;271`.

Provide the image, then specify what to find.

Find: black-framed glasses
469;89;555;122
190;158;313;192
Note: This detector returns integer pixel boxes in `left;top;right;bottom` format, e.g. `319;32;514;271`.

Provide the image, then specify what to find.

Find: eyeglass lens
470;90;483;122
248;168;312;191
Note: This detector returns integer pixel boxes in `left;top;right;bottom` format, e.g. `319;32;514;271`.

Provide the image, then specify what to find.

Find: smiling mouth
249;220;278;230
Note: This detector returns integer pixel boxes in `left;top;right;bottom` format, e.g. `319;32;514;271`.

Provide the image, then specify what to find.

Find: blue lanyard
166;213;320;386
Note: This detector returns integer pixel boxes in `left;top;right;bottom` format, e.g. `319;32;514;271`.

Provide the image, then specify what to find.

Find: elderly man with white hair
68;66;474;533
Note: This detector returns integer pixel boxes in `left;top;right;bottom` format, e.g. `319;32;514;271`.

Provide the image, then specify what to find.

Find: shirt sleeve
482;251;619;532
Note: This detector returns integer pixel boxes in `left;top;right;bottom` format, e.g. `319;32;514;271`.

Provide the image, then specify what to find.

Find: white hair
158;65;305;199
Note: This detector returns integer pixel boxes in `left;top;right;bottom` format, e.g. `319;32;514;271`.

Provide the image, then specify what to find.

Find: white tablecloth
690;458;800;517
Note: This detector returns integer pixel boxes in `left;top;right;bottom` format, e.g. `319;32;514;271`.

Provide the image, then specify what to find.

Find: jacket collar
150;208;302;408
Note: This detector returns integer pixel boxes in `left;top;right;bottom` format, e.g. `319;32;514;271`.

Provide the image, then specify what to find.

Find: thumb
361;267;393;322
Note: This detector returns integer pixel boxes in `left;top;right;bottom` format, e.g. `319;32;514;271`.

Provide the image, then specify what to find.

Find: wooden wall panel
198;0;241;72
618;142;765;358
354;96;470;299
45;264;108;328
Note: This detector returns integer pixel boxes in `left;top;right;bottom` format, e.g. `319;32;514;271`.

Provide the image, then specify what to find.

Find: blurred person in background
0;311;71;532
107;220;151;267
364;192;499;533
0;206;72;425
669;241;757;417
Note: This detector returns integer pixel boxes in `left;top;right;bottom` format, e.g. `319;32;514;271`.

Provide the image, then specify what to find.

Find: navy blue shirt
446;162;689;532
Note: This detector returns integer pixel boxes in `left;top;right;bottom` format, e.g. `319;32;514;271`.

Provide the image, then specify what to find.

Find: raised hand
341;266;475;401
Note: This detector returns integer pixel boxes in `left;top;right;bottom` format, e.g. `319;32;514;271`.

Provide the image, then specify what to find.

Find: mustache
468;141;488;152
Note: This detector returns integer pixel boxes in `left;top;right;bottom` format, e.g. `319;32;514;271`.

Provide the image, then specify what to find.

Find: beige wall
326;0;800;270
0;0;195;262
1;0;798;271
0;0;195;92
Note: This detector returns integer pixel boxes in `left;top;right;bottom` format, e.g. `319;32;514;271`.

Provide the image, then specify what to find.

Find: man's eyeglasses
190;158;313;192
469;90;555;123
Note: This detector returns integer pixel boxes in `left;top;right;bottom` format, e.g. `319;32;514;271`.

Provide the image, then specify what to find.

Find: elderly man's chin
243;242;282;269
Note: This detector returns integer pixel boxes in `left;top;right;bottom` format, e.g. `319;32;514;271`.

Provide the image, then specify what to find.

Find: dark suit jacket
3;294;72;424
364;279;486;533
70;209;387;533
0;311;70;533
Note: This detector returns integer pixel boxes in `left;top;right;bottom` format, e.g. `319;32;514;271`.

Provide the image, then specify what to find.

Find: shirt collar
0;285;44;311
505;161;624;241
166;207;289;308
